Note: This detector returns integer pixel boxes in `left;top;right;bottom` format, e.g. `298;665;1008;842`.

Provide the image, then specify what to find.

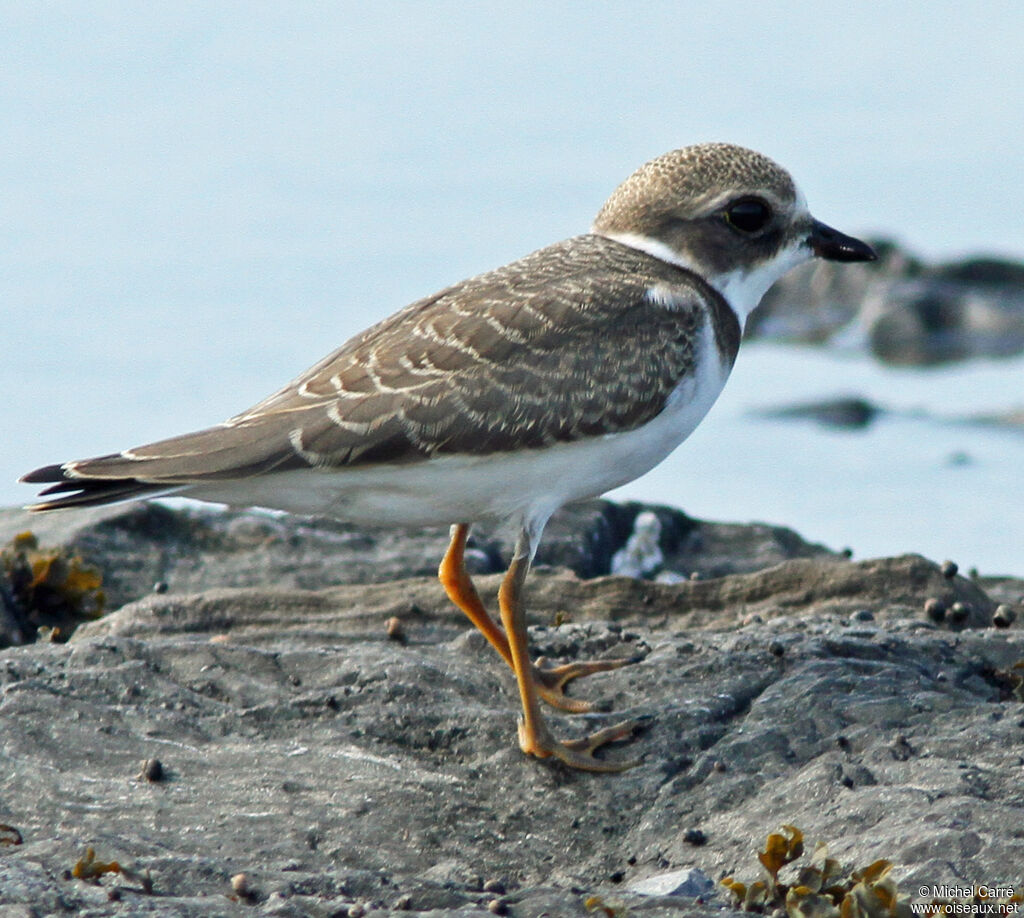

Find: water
610;344;1024;576
3;4;1023;574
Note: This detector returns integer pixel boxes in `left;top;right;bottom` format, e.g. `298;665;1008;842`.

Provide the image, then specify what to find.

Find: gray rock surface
1;502;1023;916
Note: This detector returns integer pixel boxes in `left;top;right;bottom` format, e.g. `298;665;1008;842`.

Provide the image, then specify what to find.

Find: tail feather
20;417;305;512
20;463;182;512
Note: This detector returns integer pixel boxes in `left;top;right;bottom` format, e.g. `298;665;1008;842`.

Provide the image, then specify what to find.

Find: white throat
708;241;812;328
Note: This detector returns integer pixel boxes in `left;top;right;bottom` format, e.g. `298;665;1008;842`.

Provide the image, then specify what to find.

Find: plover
22;143;875;771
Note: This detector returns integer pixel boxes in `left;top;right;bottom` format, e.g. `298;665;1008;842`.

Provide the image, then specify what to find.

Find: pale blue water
610;344;1024;576
3;4;1023;574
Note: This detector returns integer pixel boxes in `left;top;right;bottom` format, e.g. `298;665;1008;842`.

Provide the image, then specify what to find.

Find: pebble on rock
231;873;251;898
993;605;1017;628
385;617;405;641
941;560;958;579
924;598;947;623
949;601;971;625
137;758;164;782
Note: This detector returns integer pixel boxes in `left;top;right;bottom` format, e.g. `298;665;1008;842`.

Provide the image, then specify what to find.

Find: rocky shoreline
1;501;1022;916
749;240;1024;366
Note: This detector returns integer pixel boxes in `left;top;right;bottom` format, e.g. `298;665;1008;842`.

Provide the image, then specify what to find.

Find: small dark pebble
609;870;625;883
851;609;875;622
891;735;914;760
483;879;506;895
949;602;971;625
107;888;121;902
712;760;727;773
993;605;1017;628
836;735;851;751
941;560;958;579
841;547;854;559
0;823;23;846
488;900;507;916
153;581;168;594
138;758;164;782
924;598;947;623
769;640;785;657
393;893;412;910
840;774;854;789
683;828;707;846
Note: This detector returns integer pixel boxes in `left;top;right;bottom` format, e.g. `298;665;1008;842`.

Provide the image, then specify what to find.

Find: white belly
187;317;733;529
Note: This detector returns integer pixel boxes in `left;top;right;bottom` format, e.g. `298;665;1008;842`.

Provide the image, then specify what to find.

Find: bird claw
531;655;639;713
518;717;644;772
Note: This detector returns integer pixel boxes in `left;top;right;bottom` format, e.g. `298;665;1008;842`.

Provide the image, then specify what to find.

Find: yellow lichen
584;895;627;917
722;827;909;917
1;532;105;644
71;846;154;894
72;847;121;881
723;828;1021;918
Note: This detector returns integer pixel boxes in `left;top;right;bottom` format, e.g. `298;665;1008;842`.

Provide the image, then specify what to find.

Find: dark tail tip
19;463;70;484
20;463;165;512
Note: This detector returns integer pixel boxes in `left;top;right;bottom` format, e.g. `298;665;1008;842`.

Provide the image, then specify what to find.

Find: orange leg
498;540;641;771
438;523;514;665
437;524;636;713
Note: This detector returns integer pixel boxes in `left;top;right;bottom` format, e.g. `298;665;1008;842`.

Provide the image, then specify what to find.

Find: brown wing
23;235;721;508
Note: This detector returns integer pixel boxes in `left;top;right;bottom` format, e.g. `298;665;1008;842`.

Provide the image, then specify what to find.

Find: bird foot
531;655;640;713
517;717;644;772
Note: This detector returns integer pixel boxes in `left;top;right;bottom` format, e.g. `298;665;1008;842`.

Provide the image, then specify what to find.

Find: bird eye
724;198;772;234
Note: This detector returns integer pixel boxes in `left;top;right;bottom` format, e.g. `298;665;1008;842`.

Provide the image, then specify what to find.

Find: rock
964;407;1024;433
754;396;883;430
750;239;900;344
1;500;1022;916
0;500;833;642
611;511;664;577
628;866;714;898
749;240;1024;365
742;397;1024;437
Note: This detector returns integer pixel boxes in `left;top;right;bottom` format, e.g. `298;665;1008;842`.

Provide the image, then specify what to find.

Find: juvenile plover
23;143;875;771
